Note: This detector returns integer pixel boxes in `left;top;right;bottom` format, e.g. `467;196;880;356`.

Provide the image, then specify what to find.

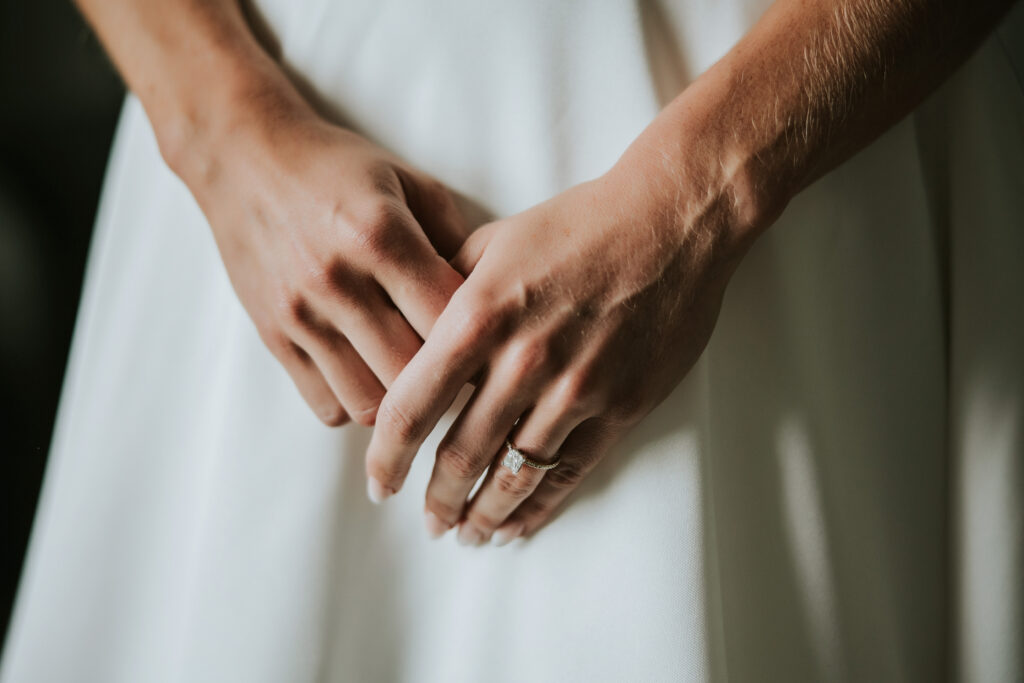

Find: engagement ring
501;439;560;475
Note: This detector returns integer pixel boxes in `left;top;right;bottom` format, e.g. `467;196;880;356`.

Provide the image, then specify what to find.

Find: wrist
141;45;316;190
610;54;802;269
608;100;781;275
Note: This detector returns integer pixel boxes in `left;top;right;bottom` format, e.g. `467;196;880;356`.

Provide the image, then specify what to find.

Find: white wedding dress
3;1;1022;681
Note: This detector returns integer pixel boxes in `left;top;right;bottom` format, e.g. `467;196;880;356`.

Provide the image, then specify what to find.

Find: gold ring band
502;439;560;475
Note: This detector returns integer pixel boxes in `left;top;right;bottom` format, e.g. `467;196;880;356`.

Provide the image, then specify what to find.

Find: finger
396;167;469;259
312;276;424;388
492;417;622;544
270;336;350;427
421;355;549;540
365;202;464;340
364;287;498;502
285;299;386;427
449;222;498;277
454;389;588;545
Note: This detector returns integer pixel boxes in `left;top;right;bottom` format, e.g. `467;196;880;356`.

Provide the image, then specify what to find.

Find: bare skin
361;0;1017;546
73;0;468;427
75;0;1016;545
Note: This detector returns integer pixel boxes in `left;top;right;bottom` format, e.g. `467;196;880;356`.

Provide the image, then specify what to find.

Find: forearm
72;0;309;180
623;0;1016;252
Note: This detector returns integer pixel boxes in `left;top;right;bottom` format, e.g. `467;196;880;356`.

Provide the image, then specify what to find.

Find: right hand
183;108;468;427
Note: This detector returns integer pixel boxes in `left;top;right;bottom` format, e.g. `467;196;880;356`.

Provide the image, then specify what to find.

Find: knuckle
351;201;409;259
485;273;539;315
445;288;508;347
273;290;304;325
365;160;403;194
544;458;585;490
587;415;623;442
604;388;649;426
318;404;349;427
465;508;504;532
297;260;334;297
258;326;292;359
349;399;382;427
298;260;367;308
424;496;464;525
466;309;502;346
493;467;535;498
550;370;599;417
274;288;323;333
517;496;554;522
501;338;551;381
436;437;484;480
376;398;423;445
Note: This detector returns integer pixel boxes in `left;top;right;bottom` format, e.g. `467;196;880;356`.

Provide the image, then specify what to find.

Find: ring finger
455;391;587;546
421;370;537;538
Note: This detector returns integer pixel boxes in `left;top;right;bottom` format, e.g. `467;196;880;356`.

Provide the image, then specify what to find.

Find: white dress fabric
3;2;1022;681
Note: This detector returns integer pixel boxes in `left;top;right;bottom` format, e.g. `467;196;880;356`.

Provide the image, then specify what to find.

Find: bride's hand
363;130;773;542
69;0;470;428
181;105;467;427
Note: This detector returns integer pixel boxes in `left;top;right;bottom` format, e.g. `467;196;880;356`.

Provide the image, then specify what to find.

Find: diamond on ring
502;442;526;474
501;439;561;475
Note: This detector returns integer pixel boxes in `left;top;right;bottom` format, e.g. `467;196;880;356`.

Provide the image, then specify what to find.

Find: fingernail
456;523;485;547
492;523;525;547
366;477;394;504
424;511;451;539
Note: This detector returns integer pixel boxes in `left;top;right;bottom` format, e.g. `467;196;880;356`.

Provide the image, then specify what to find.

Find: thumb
449;222;499;277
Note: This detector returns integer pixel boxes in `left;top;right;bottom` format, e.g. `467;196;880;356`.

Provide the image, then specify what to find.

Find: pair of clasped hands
196;91;755;548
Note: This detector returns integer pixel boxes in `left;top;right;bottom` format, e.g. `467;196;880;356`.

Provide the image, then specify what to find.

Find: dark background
1;0;123;648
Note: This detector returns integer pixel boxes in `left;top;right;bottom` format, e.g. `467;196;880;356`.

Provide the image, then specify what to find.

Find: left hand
363;145;763;545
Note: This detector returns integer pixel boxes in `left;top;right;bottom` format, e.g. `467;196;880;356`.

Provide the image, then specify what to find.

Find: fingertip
319;406;350;427
367;476;395;504
491;521;525;547
424;510;452;539
456;522;486;547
